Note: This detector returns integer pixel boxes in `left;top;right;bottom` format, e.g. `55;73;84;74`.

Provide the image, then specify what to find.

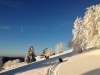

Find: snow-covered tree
83;4;100;48
3;60;13;69
42;48;54;58
25;45;36;63
55;42;64;55
69;17;86;53
13;59;20;67
68;4;100;52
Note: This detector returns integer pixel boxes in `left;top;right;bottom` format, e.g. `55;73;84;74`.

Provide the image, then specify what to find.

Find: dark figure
59;58;63;62
45;56;49;59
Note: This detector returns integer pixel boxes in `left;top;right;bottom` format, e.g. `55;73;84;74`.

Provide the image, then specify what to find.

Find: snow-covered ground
0;49;100;75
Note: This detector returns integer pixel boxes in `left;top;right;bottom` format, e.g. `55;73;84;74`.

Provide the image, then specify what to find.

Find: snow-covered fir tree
68;4;100;53
25;45;36;63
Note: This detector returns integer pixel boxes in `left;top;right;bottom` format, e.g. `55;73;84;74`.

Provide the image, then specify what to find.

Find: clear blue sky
0;0;100;57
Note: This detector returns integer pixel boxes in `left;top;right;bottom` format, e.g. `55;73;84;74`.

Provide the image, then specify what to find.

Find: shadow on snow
82;68;100;75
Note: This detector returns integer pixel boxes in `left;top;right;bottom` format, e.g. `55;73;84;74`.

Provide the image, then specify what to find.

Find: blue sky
0;0;100;57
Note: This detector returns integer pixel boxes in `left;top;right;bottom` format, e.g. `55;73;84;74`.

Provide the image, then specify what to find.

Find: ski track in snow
45;61;62;75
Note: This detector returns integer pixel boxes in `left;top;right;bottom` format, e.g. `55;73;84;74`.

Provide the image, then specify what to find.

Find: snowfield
0;49;100;75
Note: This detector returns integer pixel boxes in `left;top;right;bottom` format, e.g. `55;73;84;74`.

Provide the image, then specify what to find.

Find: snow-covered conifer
25;45;36;63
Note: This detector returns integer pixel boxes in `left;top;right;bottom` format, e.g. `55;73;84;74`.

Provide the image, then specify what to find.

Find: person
59;58;63;62
45;56;49;59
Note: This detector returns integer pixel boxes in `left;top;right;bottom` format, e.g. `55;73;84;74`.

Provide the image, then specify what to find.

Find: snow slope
58;49;100;75
0;49;100;75
0;50;73;75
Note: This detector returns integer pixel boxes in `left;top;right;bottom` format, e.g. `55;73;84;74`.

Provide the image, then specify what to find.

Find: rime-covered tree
13;59;20;67
42;48;54;59
83;4;100;48
3;60;13;69
55;42;64;55
68;17;86;53
25;45;36;63
68;4;100;52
